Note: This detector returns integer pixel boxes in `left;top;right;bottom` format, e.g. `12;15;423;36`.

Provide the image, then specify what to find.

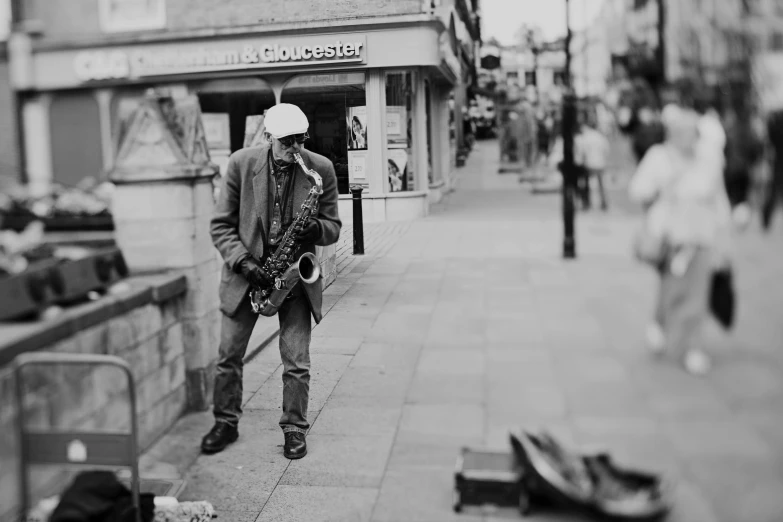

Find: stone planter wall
0;276;188;522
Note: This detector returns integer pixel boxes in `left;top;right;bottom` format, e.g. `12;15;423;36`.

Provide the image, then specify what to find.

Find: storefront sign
72;36;367;82
287;72;366;88
99;0;166;33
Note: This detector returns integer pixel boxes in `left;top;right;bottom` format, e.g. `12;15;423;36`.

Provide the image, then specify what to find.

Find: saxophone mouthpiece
294;152;323;195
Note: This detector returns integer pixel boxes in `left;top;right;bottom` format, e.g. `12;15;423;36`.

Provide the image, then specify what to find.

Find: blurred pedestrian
575;117;611;211
596;101;617;138
204;103;342;458
763;109;783;231
629;106;733;376
520;99;538;169
631;105;665;163
537;112;552;162
723;105;765;228
573;112;590;209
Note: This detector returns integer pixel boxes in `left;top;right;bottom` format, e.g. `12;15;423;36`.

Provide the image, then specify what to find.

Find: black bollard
561;0;577;260
561;91;577;259
350;185;365;255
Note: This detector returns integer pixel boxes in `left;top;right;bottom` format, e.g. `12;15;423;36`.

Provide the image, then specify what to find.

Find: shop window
193;78;275;175
385;71;415;192
281;72;366;195
50;91;104;188
424;80;433;185
448;92;457;171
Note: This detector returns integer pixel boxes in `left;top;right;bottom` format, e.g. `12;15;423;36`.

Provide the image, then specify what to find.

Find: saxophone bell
249;252;320;317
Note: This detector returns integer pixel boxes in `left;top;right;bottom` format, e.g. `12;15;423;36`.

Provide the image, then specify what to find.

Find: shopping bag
633;226;669;269
710;268;735;329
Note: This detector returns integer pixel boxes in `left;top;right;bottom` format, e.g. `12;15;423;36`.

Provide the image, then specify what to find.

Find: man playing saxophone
203;103;341;459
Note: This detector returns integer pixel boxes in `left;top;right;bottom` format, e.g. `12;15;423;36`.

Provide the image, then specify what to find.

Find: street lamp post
561;0;577;259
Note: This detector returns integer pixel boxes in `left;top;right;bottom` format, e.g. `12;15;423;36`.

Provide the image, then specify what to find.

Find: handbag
633;224;669;268
632;148;682;268
710;268;735;329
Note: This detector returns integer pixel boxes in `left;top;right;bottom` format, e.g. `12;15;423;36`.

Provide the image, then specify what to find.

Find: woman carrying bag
629;105;733;375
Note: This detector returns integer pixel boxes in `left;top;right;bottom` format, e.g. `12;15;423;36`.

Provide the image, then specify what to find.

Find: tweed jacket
211;144;341;321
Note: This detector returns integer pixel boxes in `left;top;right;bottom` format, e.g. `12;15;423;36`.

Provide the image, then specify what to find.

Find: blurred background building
0;0;19;193
1;0;481;222
609;0;783;113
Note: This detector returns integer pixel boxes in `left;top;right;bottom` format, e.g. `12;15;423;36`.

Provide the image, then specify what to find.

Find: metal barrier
12;352;141;522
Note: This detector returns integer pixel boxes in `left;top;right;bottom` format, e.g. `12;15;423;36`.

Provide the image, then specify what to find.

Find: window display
281;72;366;194
424;80;433;184
347;106;368;150
195;82;275;153
385;71;415;192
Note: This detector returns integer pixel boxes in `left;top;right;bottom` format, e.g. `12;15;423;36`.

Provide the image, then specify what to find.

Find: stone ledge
0;272;187;366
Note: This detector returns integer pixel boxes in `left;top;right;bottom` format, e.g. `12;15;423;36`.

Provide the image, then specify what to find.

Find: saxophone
249;152;324;316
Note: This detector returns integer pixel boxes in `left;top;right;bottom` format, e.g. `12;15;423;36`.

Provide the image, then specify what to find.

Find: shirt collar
270;152;294;176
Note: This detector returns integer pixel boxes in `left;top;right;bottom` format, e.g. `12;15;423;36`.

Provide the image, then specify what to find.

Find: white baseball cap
264;103;309;138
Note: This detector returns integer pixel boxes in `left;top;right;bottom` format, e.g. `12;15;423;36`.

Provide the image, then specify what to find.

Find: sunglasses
277;133;309;148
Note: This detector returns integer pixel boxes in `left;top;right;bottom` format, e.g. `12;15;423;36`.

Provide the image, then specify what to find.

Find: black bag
710;268;735;330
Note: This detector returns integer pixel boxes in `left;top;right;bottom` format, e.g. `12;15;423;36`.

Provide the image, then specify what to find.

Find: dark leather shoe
284;432;307;459
201;423;238;454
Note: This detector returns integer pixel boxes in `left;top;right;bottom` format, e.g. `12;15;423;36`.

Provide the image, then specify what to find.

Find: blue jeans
213;283;312;434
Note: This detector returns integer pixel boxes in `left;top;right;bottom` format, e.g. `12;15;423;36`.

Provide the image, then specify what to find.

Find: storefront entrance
281;73;367;194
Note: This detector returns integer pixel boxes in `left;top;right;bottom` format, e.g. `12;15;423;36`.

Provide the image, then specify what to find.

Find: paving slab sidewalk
146;140;783;522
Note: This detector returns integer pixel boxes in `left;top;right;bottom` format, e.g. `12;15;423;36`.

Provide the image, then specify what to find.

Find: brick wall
166;0;423;29
0;296;187;522
23;0;424;42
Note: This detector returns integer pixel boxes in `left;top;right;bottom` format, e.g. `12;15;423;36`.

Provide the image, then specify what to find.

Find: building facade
0;0;19;192
570;0;629;98
6;0;481;222
489;42;566;109
748;0;783;112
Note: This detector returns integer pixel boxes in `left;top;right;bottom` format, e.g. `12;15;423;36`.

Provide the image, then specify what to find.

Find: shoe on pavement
284;432;307;459
684;350;711;376
201;422;238;454
645;323;666;355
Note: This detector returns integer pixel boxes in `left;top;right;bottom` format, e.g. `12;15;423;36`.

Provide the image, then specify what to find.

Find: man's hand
296;219;321;245
240;257;274;289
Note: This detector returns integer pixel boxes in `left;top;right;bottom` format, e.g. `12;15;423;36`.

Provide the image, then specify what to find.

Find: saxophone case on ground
453;429;671;521
250;152;323;317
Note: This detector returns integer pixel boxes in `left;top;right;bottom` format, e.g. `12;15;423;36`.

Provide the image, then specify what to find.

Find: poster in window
387;148;408;193
99;0;167;33
347;106;368;150
202;113;230;150
385;106;407;144
348;150;368;182
244;112;268;148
